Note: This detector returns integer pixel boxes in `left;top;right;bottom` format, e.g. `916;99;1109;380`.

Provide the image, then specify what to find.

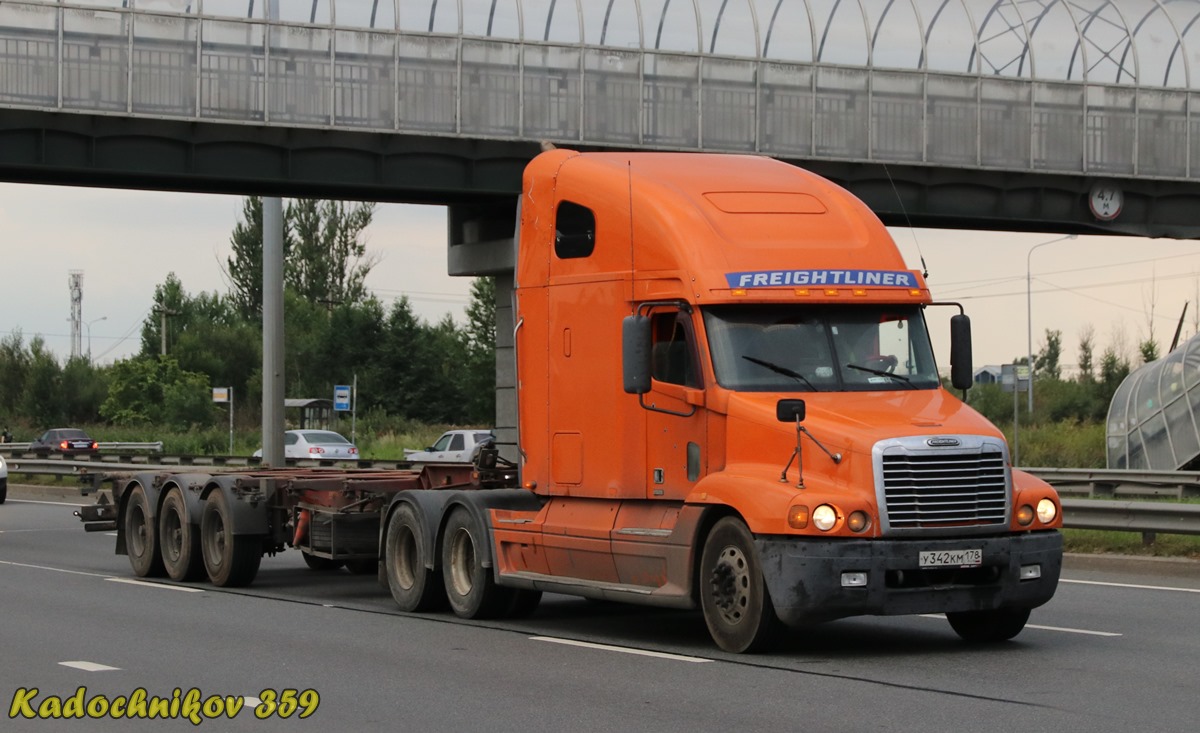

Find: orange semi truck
80;149;1063;653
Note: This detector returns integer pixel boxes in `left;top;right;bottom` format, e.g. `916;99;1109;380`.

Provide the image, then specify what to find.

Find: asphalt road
2;485;1198;732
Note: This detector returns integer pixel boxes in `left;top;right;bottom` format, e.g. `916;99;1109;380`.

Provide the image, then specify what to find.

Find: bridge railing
0;1;1195;179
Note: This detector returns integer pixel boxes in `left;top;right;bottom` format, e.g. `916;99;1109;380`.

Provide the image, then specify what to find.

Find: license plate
919;549;982;568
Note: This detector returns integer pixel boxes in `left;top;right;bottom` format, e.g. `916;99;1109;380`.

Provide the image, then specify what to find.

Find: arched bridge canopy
39;0;1200;86
1107;331;1200;470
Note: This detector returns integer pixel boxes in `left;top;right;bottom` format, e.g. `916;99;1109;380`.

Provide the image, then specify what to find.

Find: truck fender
381;490;455;571
201;475;271;536
438;490;544;572
157;473;211;526
115;473;164;556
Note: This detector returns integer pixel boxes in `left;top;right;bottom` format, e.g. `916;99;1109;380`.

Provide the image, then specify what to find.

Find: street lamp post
1026;235;1079;413
86;316;107;360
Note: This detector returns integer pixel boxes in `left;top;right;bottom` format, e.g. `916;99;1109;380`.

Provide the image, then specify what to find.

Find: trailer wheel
300;551;343;571
200;490;261;587
699;517;781;653
441;507;511;619
947;607;1031;643
125;485;165;578
385;503;445;612
159;488;204;581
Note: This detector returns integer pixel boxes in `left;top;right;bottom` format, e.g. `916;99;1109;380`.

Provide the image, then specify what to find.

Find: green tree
1077;325;1095;384
286;199;378;307
101;356;215;429
1139;338;1160;364
1035;329;1062;381
20;337;64;426
0;331;30;419
462;277;497;424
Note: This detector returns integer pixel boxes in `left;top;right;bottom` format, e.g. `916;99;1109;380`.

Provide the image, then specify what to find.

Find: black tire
344;559;379;575
699;517;781;653
301;551;344;571
124;485;165;578
0;478;7;504
159;489;204;581
947;607;1031;643
385;503;445;612
441;506;512;619
200;490;262;587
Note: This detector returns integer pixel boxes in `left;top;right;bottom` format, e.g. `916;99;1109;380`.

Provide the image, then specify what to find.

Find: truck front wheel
200;490;261;587
385;503;445;612
159;488;203;581
441;506;511;619
699;517;781;653
947;607;1031;643
125;485;165;577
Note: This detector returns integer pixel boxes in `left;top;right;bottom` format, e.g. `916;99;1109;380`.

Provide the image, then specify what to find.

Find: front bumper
756;531;1062;627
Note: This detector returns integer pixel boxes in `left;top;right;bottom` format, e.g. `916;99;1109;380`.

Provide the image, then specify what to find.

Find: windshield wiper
742;355;818;391
845;363;916;389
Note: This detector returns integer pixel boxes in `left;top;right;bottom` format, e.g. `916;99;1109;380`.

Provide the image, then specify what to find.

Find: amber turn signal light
787;505;809;529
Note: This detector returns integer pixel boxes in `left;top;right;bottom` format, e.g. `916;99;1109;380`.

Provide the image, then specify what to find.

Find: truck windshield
702;304;941;392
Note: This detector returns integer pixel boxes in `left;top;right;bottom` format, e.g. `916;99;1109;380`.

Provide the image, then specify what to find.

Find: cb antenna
882;163;927;279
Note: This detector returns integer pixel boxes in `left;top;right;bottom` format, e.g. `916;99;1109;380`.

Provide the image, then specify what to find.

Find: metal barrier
0;442;164;454
1027;467;1200;500
4;460;1198;539
1060;498;1200;537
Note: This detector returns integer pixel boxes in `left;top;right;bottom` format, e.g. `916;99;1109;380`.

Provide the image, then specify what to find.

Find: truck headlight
1036;498;1057;524
812;504;838;531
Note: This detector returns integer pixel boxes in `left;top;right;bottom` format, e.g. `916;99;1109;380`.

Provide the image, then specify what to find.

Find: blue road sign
334;385;351;411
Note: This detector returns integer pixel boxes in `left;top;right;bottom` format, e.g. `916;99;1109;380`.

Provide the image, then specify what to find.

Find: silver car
254;430;359;460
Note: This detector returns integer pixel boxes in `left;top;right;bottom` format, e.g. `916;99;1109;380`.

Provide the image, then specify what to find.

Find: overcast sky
3;181;1199;374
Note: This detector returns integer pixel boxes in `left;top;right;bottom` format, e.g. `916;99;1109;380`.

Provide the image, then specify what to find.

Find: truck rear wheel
386;503;445;612
125;485;165;577
699;517;781;653
947;607;1031;643
159;488;203;581
200;490;261;587
441;506;511;619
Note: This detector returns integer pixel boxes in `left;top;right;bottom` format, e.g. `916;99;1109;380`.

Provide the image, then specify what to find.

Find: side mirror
950;314;973;391
776;399;806;423
622;315;652;394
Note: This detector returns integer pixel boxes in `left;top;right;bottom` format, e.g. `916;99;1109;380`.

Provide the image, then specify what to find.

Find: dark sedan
30;428;99;456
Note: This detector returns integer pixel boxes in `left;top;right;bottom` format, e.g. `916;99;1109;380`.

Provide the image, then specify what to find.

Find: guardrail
1026;467;1200;500
5;459;1198;539
0;441;164;454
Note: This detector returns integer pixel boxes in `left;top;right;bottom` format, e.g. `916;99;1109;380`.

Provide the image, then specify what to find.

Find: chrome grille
877;440;1009;534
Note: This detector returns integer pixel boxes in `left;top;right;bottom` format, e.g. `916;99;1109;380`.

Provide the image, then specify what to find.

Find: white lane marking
1061;578;1200;594
60;661;121;672
107;578;204;593
244;696;262;708
918;614;1121;636
0;528;86;533
0;560;110;578
7;499;90;507
530;636;712;663
1025;624;1122;637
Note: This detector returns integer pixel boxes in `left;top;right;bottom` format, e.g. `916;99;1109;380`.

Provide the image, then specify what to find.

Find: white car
0;453;8;504
254;430;359;461
403;430;494;463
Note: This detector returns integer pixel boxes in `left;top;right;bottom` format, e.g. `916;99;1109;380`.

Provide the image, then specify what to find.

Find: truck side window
555;201;596;259
651;312;701;388
450;434;465;451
